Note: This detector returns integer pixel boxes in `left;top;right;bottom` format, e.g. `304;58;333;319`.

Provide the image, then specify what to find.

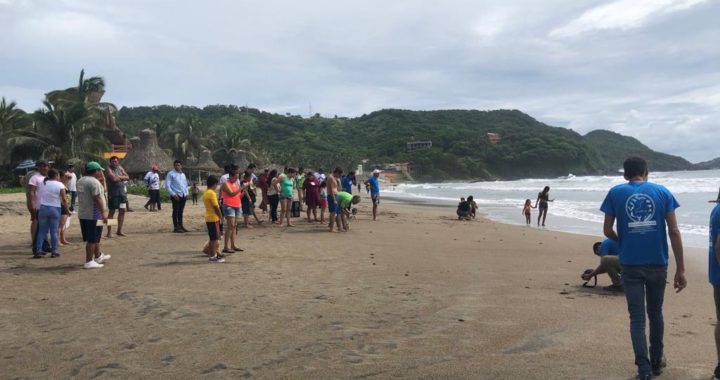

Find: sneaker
208;256;225;263
84;260;104;269
50;253;60;258
95;253;111;264
636;374;652;380
713;363;720;380
651;356;666;376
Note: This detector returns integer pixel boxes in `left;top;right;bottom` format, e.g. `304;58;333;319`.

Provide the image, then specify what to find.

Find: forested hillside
115;105;691;181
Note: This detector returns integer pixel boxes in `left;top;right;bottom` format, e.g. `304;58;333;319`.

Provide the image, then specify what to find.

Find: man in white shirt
66;164;78;212
143;165;161;211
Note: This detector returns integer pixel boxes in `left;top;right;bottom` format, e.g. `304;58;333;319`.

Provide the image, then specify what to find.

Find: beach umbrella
15;159;36;171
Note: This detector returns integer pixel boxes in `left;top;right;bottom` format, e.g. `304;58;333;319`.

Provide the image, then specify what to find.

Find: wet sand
0;192;717;379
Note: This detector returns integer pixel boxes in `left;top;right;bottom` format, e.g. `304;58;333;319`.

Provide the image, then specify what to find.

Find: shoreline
0;192;717;379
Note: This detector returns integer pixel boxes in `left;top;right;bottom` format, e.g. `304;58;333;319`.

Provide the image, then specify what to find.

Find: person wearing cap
25;160;49;256
76;161;110;269
364;169;382;221
143;165;161;212
65;164;78;212
106;156;130;237
165;160;189;233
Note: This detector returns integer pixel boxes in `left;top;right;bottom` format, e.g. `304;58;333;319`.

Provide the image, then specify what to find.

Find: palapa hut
121;129;174;178
187;149;222;184
227;149;256;170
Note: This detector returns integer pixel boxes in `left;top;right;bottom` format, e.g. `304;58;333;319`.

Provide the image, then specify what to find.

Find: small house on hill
406;140;432;152
487;133;501;144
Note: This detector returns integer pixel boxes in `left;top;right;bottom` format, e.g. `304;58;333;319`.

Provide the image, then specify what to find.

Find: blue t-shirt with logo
600;181;679;266
709;204;720;285
598;239;620;257
367;176;380;195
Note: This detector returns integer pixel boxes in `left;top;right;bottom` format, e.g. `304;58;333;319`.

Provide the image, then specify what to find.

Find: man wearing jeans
600;156;686;380
165;160;189;233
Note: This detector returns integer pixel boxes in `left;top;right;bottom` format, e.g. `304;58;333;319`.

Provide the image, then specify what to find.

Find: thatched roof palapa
121;129;174;176
189;149;222;174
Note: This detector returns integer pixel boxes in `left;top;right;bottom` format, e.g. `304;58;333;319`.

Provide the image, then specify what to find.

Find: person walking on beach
191;182;200;205
708;196;720;380
364;169;381;221
66;164;77;212
522;199;534;225
34;169;67;258
143;166;161;211
166;160;189;233
76;162;110;269
600;156;686;380
534;186;553;227
106;156;130;238
203;175;225;263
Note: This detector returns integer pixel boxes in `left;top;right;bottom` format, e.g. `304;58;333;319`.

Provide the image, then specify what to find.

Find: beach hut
121;129;174;178
188;149;222;184
227;149;256;170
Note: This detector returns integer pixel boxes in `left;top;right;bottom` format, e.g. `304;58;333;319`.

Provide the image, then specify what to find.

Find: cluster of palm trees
0;70;112;170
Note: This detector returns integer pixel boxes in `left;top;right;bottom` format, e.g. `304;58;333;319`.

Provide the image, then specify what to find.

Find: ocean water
385;169;720;250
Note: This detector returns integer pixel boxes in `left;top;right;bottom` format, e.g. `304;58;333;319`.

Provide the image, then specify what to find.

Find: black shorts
241;199;253;216
80;219;102;243
714;285;720;321
206;221;221;241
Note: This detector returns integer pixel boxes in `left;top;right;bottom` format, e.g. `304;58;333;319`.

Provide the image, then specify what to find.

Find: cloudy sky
1;0;718;161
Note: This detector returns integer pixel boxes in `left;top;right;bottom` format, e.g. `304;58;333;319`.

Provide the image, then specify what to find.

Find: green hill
115;106;690;181
693;157;720;170
582;130;692;173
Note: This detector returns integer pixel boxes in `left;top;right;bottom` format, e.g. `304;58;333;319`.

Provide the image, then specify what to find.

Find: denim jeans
36;205;61;255
621;264;668;376
69;191;77;212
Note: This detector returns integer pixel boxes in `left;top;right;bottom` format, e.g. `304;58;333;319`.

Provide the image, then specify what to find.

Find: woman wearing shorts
534;186;553;227
220;171;242;253
277;168;297;227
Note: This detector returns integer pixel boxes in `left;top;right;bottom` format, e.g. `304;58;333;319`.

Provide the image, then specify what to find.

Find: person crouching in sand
203;175;224;263
457;197;471;220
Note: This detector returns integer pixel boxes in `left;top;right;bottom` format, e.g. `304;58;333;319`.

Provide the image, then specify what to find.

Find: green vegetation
116;106;690;180
0;187;24;194
0;70;699;182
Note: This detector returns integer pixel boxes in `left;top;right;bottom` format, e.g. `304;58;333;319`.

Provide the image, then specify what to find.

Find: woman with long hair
267;169;280;224
534;186;553;227
277;168;297;227
303;172;321;222
35;169;68;258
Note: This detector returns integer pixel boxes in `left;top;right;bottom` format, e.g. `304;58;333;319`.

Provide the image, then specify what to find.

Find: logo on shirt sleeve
625;193;657;230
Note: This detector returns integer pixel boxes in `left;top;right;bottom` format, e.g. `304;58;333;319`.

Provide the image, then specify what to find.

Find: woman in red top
303;172;321;222
220;171;242;253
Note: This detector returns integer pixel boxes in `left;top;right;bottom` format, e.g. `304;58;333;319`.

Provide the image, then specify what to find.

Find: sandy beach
0;191;717;379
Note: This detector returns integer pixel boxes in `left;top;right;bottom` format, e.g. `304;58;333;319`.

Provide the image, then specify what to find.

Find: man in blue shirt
600;156;686;379
709;200;720;380
165;160;189;233
364;169;381;221
581;239;622;291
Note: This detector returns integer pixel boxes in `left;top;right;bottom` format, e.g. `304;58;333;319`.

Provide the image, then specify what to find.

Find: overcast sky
1;0;718;162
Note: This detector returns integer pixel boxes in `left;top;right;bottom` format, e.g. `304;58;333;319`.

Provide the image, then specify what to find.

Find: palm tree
9;99;108;166
166;115;208;163
0;97;30;165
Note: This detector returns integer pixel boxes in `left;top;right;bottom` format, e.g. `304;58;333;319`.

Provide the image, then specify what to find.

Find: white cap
372;169;382;174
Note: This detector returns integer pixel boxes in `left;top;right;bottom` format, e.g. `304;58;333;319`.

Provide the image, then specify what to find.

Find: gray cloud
1;0;718;162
